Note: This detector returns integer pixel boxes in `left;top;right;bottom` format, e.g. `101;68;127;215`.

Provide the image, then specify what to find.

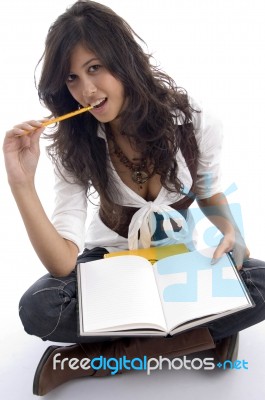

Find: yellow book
104;244;189;264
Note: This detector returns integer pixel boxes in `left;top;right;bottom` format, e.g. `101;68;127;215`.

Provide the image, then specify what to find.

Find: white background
0;1;265;399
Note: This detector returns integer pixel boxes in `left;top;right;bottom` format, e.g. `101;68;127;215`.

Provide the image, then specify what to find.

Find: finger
231;251;243;269
39;118;50;123
14;120;43;130
30;126;44;146
245;247;251;259
14;121;44;137
5;127;30;138
211;240;232;265
232;247;250;270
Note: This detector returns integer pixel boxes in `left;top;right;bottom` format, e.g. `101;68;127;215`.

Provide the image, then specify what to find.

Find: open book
77;247;254;337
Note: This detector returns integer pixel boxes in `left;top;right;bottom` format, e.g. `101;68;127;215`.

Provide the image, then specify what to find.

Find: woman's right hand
3;120;46;187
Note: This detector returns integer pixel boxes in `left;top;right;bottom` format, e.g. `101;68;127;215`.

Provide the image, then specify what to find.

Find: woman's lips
90;98;108;113
90;98;107;108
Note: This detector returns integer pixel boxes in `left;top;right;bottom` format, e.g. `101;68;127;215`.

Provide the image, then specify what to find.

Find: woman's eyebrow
81;58;99;68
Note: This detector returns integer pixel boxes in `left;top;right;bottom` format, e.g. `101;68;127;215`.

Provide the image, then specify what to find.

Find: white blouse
52;101;223;253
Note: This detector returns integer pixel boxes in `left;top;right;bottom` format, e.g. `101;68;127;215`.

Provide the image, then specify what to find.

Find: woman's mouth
90;98;107;109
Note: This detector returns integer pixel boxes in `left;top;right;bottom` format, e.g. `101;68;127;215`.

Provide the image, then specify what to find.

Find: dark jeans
19;247;265;343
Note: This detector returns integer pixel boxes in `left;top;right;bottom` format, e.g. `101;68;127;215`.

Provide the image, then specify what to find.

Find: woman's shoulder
188;96;223;147
53;160;86;189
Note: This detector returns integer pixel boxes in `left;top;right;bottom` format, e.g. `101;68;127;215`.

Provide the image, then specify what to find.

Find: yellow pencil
17;105;93;136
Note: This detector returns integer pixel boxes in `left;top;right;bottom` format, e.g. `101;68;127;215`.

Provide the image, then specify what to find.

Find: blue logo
216;360;248;370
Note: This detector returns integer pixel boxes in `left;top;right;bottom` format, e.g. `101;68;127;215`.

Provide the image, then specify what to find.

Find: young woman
3;0;265;396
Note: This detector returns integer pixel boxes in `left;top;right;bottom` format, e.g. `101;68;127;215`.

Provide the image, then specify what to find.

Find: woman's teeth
91;98;106;108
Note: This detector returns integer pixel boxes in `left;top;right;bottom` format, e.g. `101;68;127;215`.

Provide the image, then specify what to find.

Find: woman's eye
88;65;101;73
66;74;76;83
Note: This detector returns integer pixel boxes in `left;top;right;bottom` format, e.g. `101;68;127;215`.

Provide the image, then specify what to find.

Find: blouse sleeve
51;164;88;253
192;102;224;199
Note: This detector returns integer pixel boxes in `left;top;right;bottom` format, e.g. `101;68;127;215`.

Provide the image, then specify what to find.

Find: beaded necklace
108;131;151;189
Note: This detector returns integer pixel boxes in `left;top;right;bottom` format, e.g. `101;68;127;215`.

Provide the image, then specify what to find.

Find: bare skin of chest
107;135;162;201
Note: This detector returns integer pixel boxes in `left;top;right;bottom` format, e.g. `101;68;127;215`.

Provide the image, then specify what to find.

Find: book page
153;248;252;333
78;255;166;333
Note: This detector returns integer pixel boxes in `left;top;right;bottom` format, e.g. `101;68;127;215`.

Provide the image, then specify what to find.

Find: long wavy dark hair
37;0;199;226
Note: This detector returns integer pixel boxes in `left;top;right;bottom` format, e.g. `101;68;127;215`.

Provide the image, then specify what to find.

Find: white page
153;248;252;332
78;255;166;333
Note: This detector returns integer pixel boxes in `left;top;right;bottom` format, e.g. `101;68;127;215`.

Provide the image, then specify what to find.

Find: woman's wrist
10;180;36;196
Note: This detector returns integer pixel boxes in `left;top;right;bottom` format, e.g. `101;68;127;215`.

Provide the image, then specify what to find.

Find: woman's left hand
211;231;250;270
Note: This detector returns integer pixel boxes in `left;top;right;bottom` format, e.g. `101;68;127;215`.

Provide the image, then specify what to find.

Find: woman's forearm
11;182;78;277
197;192;240;236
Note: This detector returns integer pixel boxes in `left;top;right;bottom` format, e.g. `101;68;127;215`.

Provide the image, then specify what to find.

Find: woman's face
66;44;126;130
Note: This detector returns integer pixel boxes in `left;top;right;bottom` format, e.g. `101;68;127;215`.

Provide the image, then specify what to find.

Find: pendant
131;170;149;185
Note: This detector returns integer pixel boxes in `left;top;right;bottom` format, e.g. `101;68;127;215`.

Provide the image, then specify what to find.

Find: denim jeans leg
19;271;80;343
208;258;265;341
19;247;109;343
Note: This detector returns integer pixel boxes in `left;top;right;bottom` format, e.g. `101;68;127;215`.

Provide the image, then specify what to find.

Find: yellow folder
104;244;189;264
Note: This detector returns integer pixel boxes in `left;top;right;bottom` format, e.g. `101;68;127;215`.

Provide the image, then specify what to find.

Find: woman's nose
82;81;97;99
